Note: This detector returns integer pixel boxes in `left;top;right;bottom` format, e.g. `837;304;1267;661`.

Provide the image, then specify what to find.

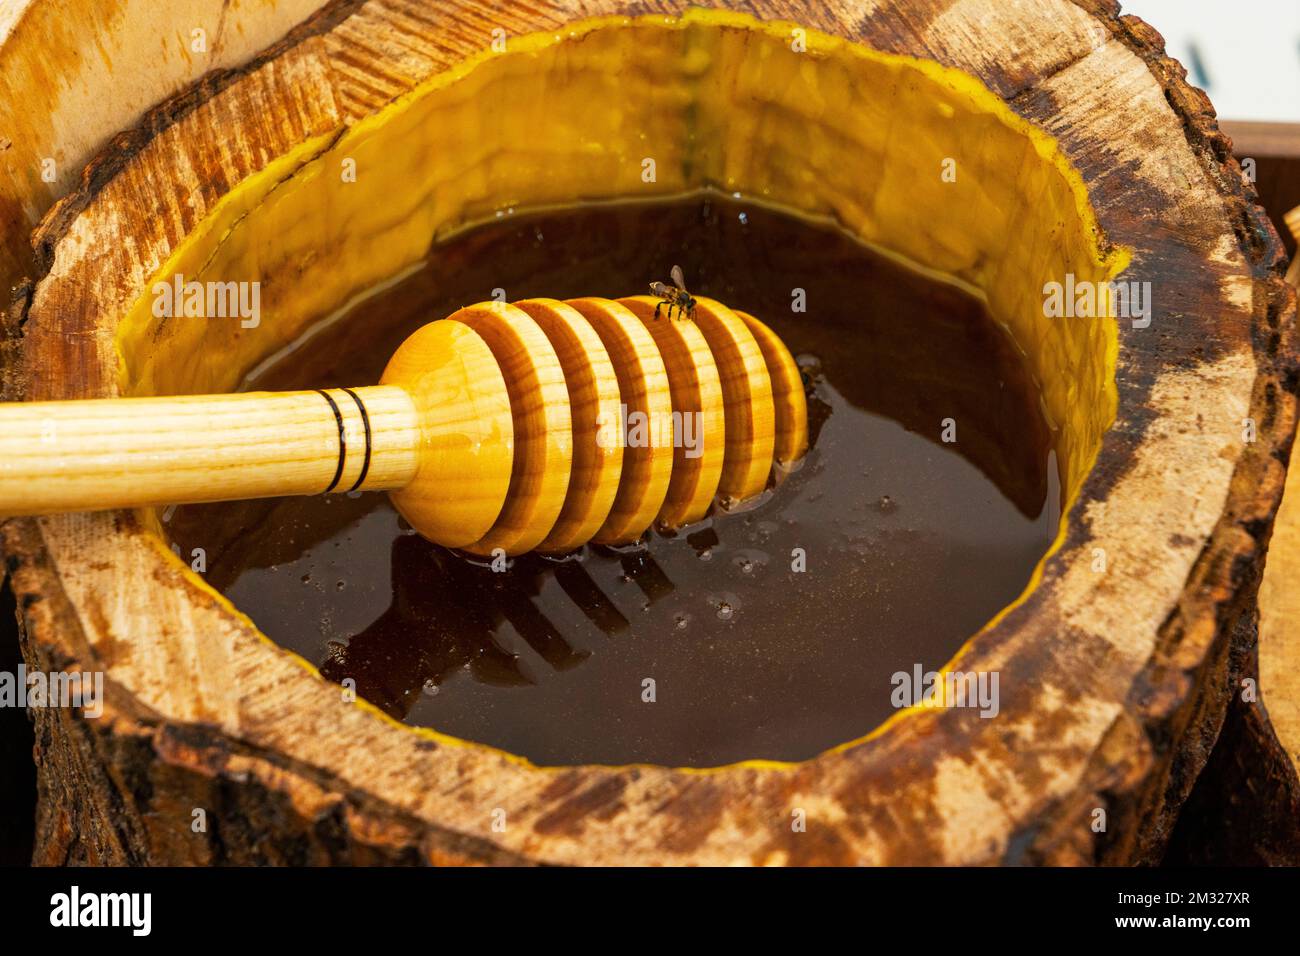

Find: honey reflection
317;536;670;720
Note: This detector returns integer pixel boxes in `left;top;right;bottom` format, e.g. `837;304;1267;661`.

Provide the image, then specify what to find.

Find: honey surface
167;195;1059;767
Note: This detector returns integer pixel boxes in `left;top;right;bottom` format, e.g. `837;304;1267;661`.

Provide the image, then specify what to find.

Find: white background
1121;0;1300;121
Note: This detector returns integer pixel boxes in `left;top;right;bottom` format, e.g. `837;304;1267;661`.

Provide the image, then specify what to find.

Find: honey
166;193;1059;767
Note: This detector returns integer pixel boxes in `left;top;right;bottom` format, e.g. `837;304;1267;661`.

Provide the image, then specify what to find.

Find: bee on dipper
650;264;696;322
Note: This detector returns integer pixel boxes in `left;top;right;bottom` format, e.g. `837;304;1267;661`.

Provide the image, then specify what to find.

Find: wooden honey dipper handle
0;297;807;555
0;318;515;548
0;385;422;507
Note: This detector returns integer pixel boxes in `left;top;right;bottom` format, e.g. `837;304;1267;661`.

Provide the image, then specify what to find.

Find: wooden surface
0;0;330;301
569;297;675;545
454;304;575;555
1254;180;1300;850
512;300;624;553
380;316;514;548
0;386;420;513
1;0;1296;866
1221;120;1300;259
736;310;809;470
683;297;775;504
616;297;725;527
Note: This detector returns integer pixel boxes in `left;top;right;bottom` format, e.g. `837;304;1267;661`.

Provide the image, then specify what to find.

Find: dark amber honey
166;194;1059;767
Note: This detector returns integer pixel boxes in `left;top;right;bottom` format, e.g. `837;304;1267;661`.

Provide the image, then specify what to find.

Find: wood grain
1255;197;1300;838
1;0;1294;867
379;316;514;549
0;0;331;299
567;297;674;545
736;309;808;472
513;298;624;553
687;297;774;504
452;303;573;556
617;295;726;527
0;387;418;514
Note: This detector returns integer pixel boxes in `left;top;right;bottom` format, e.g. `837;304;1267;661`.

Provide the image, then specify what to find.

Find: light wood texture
0;0;330;300
513;299;624;553
568;297;675;545
687;297;775;503
736;309;808;471
438;304;573;557
0;294;802;555
1;0;1294;868
618;296;726;527
0;386;419;514
380;317;514;550
0;315;518;552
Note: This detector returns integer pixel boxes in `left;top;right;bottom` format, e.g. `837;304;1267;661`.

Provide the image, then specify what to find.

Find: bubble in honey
707;592;741;622
878;495;897;514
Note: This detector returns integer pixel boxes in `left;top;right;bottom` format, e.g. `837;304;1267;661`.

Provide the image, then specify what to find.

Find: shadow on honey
166;194;1059;767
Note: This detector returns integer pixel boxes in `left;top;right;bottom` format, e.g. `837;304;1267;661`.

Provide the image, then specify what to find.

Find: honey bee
649;264;696;322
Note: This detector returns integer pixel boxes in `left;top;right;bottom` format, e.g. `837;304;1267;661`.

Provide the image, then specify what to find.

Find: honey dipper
0;296;807;556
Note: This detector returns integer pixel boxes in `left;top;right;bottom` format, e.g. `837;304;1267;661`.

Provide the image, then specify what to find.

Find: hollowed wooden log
2;0;1296;865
